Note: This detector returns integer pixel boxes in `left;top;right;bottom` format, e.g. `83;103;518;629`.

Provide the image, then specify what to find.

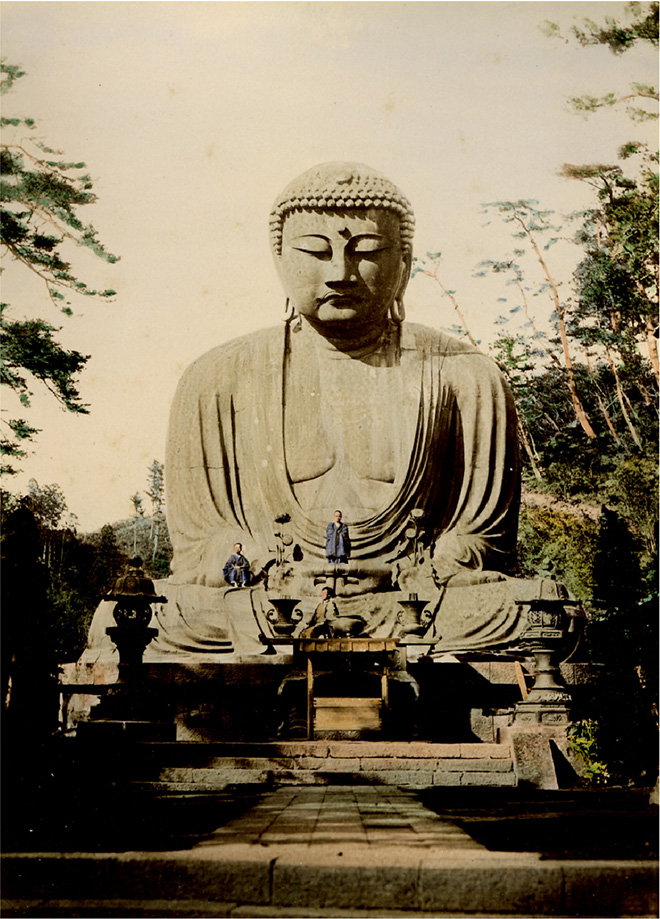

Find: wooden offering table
294;638;402;740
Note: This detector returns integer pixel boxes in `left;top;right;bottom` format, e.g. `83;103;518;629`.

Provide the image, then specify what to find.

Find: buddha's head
270;162;414;334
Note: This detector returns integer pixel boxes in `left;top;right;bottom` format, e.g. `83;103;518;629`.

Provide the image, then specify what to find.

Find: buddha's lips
318;293;361;307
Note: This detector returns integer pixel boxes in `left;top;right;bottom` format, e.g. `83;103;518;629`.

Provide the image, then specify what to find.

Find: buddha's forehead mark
338;227;352;240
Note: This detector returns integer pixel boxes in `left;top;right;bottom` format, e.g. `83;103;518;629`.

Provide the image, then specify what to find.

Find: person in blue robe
325;510;351;564
222;543;251;587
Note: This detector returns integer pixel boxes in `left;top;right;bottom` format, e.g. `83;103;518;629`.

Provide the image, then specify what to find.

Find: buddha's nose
327;249;358;284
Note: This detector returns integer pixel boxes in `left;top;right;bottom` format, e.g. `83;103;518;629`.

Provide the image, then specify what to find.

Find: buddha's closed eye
291;234;394;258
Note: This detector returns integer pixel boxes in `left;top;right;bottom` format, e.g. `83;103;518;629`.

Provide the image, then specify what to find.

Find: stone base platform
125;740;517;792
60;658;594;746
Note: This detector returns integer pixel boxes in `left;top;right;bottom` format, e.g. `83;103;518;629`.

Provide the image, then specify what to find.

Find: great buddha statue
83;162;572;662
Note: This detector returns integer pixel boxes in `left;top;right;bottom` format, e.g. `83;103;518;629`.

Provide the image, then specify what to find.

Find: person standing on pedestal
326;510;351;565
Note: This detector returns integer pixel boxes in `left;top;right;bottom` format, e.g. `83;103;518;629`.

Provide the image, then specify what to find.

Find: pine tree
1;63;118;473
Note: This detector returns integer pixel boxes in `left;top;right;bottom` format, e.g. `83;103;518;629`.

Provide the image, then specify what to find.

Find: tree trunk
517;417;543;480
606;348;642;447
585;349;620;442
424;269;481;350
516;282;562;367
518;216;596;440
646;316;660;384
152;521;159;563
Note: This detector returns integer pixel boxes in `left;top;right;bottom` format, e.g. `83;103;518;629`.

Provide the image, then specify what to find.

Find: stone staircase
125;740;517;793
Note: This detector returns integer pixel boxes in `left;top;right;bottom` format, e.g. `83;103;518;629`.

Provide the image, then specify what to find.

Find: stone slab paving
2;786;657;917
201;787;487;850
0;902;565;917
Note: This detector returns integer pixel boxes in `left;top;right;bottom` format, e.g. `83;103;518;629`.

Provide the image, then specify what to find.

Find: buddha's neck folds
298;315;392;359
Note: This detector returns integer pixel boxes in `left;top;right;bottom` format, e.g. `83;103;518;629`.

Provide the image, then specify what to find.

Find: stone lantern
104;557;166;671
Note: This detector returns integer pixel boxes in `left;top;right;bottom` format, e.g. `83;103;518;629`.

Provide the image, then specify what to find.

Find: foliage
566;148;659;414
481;200;598;440
417;6;658;784
3;458;174;678
517;507;598;602
1;483;133;664
110;515;172;579
567;720;609;782
1;500;56;732
124;460;170;571
568;2;658;54
543;2;658;120
146;459;165;516
46;526;125;662
25;478;67;529
576;510;659;785
0;63;118;472
603;455;658;557
518;503;658;786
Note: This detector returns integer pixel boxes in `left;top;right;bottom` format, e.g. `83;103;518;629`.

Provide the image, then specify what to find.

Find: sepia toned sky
2;1;657;531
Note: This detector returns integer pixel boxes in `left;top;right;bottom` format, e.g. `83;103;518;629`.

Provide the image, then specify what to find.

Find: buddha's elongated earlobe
390;296;405;324
283;299;302;331
283;298;295;323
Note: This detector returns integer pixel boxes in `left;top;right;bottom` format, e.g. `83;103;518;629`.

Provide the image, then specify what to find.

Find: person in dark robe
325;510;351;564
222;543;251;587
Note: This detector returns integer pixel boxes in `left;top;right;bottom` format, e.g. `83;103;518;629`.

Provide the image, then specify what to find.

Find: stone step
4;847;655;917
130;764;516;792
128;740;513;762
74;737;517;791
151;758;514;778
114;739;517;791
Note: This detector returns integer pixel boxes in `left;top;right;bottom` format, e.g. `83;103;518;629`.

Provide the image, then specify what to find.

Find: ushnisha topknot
270;161;415;257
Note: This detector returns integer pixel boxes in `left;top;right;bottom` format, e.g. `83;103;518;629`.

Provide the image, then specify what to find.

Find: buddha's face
277;208;410;330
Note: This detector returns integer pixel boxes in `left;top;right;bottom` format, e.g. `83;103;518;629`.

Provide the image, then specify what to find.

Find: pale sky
2;1;657;531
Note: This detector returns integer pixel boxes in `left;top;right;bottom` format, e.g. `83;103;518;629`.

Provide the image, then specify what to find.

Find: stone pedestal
501;723;578;790
512;646;572;727
512;600;576;728
80;622;175;741
106;625;159;669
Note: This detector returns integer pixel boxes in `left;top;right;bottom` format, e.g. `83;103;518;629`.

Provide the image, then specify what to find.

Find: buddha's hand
430;532;477;586
303;559;393;596
430;556;464;588
431;554;506;589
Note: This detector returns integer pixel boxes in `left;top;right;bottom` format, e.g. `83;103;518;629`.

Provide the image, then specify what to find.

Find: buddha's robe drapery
165;322;520;591
81;321;535;664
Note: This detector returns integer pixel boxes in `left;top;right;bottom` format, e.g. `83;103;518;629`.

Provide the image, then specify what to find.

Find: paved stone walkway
3;786;657;917
200;786;486;851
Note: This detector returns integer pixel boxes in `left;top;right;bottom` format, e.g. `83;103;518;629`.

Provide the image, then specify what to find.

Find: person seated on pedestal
222;543;251;588
301;587;366;639
301;587;339;639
